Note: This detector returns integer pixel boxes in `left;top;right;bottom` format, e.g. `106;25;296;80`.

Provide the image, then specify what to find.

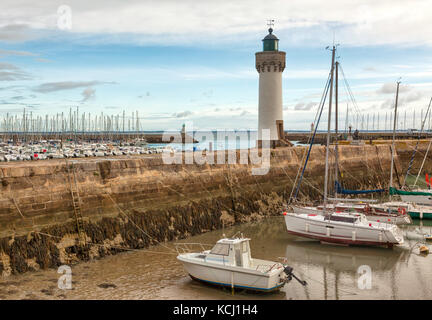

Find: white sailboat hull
400;194;432;206
296;204;411;225
284;211;404;247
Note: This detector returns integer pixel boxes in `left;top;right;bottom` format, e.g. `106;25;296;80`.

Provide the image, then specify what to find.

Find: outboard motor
283;266;307;286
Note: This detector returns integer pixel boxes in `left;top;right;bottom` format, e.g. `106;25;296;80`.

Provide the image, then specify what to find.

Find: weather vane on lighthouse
267;19;275;29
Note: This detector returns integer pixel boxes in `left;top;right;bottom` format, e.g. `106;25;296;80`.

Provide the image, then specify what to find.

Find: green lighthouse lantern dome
262;28;279;51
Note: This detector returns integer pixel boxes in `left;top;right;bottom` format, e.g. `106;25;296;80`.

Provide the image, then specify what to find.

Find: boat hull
295;205;411;225
178;258;285;292
361;214;411;225
408;210;432;220
188;274;284;292
401;194;432;206
284;212;403;247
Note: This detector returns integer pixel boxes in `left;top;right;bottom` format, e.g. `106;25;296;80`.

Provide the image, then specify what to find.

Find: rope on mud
299;272;358;297
33;231;178;256
104;193;178;253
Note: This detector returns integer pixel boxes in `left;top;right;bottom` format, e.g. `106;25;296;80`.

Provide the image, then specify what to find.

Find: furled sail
389;187;432;196
335;181;385;195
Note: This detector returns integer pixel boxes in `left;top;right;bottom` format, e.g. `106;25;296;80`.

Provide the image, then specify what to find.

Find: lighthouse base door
276;120;284;140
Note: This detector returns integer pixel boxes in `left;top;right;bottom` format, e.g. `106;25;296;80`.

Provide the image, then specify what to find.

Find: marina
0;0;431;308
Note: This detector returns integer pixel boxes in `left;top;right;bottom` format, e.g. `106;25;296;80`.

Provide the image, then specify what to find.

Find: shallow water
1;217;432;300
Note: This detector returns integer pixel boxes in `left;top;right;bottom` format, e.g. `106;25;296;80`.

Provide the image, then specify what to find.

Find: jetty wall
0;144;405;275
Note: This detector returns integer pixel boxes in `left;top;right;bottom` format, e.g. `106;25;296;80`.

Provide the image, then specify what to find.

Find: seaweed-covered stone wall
0;144;401;275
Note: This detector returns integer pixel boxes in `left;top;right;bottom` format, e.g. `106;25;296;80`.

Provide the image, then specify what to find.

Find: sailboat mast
334;61;339;195
389;81;400;189
414;97;432;186
323;46;336;210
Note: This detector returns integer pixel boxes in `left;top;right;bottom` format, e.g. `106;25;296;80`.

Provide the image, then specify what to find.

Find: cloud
80;87;96;102
363;66;378;72
380;90;426;109
377;82;412;94
202;90;213;98
172;110;193;118
10;95;26;100
294;101;317;111
138;91;150;98
0;48;36;56
0;0;431;47
0;62;32;81
33;80;113;93
0;24;40;42
35;58;52;63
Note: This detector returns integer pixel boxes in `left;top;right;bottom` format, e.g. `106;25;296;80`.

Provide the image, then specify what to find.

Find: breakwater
0;144;411;275
286;132;432;145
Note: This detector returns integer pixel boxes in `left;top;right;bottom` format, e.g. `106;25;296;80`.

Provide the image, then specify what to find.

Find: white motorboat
176;237;306;292
284;209;404;248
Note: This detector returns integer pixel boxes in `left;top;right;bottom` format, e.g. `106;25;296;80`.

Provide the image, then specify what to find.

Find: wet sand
1;217;432;300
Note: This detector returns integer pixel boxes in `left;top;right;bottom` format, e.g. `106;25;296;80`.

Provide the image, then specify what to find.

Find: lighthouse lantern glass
263;39;278;51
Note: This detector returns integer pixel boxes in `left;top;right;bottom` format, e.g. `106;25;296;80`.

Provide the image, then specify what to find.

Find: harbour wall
0;144;416;275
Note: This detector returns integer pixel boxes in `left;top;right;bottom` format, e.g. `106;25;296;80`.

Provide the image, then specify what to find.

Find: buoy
419;245;429;255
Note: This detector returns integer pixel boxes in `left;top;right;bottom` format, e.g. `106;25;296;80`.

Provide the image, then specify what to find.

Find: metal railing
174;242;212;254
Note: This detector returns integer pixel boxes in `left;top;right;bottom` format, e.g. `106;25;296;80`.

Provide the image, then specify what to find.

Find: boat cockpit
207;238;252;268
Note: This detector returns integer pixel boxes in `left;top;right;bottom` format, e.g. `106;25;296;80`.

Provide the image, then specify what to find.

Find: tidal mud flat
1;217;432;300
0;144;428;277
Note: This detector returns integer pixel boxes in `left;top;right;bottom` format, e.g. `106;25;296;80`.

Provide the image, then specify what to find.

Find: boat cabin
207;238;252;268
325;212;366;224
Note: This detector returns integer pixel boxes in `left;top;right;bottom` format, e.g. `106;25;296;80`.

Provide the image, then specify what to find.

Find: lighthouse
256;26;289;147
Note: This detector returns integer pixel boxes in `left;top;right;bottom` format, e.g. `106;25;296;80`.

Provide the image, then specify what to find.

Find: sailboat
328;80;412;225
386;97;432;219
284;46;404;247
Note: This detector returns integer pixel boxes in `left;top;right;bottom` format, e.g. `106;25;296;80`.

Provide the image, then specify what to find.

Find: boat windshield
210;243;230;256
329;215;358;223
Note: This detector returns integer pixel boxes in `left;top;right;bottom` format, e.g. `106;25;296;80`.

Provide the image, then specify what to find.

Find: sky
0;0;432;131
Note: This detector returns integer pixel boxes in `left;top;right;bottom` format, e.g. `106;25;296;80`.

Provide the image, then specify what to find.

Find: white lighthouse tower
256;24;288;147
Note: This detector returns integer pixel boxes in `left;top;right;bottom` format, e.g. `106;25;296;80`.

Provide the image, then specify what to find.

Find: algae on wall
0;144;400;275
0;190;284;276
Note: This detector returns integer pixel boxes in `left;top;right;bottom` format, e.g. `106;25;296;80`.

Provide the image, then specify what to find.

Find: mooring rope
298;271;358;297
105;193;177;253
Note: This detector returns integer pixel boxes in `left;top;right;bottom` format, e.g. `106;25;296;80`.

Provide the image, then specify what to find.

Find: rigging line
105;193;177;253
278;162;320;201
291;74;332;202
340;84;362;122
414;138;432;186
180;164;265;218
301;176;325;197
403;97;432;188
338;63;360;113
289;72;333;202
338;63;364;120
